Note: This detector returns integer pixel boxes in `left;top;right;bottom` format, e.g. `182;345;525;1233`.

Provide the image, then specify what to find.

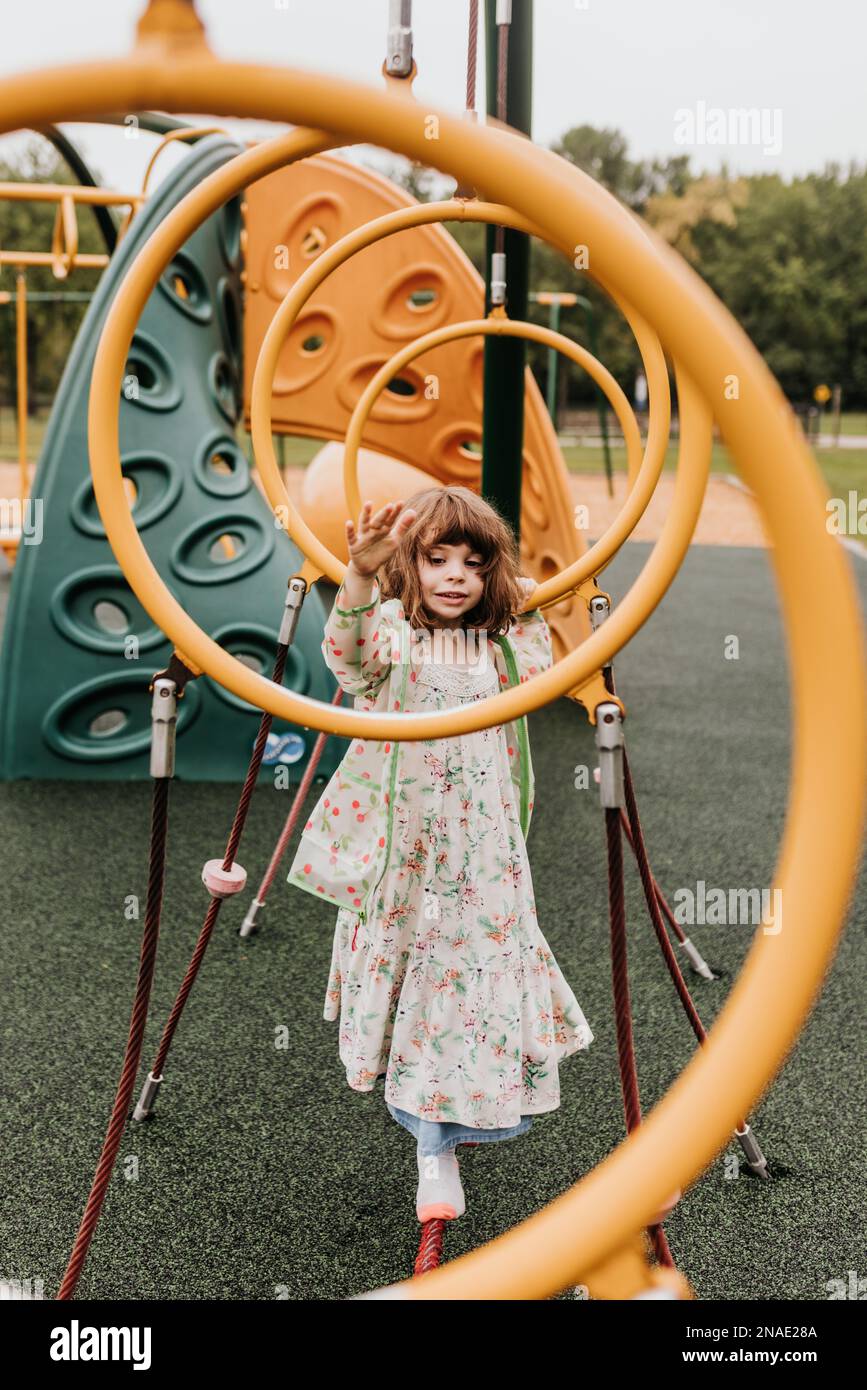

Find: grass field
3;408;866;504
262;430;867;499
825;410;867;436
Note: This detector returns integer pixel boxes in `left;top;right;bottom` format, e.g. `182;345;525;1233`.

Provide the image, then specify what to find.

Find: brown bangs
379;486;522;637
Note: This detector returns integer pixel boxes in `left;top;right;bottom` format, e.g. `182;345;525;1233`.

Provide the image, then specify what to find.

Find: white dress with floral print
323;632;594;1131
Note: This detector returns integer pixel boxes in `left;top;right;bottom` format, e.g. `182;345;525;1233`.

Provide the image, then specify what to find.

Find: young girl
288;486;594;1222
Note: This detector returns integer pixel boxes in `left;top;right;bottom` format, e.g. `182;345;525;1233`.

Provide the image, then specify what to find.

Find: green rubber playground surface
1;540;865;1300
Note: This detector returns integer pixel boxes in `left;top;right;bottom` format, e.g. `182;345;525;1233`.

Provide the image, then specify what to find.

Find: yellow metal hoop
339;316;645;584
249;196;674;609
86;131;701;742
0;50;860;1303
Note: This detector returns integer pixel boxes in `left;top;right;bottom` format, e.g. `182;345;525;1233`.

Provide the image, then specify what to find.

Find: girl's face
417;540;485;628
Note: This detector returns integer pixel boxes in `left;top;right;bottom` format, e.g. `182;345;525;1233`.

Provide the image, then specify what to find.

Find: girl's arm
322;575;397;697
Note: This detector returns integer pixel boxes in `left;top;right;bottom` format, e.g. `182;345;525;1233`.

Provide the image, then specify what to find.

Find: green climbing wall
0;133;345;784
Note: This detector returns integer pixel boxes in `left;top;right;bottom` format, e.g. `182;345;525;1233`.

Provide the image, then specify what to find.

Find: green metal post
482;0;532;538
581;299;613;496
545;298;560;425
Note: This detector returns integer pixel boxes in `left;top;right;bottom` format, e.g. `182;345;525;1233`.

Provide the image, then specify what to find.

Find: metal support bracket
149;677;178;779
595;702;625;809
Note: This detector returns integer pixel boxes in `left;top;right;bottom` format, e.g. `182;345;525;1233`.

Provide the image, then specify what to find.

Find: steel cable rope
604;803;675;1270
619;809;715;968
142;638;296;1089
603;665;759;1148
240;688;345;938
57;630;307;1296
466;0;479;115
493;1;509;261
57;772;171;1299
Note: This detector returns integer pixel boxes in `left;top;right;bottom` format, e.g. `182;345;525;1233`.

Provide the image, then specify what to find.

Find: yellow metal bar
50;193;79;279
134;0;211;53
0;250;109;271
140;125;230;197
535;291;579;306
0;181;141;270
0;55;858;1304
0;181;142;207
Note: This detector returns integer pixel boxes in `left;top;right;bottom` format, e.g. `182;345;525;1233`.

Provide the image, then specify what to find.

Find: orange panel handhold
242;154;591;658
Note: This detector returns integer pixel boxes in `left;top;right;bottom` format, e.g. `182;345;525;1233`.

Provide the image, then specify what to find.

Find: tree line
409;125;867;412
1;127;865;416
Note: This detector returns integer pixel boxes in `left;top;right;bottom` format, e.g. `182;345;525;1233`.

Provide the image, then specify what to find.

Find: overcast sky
0;0;863;191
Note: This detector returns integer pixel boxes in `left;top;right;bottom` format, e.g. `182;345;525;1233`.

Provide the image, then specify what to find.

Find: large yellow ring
339;316;645;590
1;53;859;1301
250;197;673;608
85;129;699;741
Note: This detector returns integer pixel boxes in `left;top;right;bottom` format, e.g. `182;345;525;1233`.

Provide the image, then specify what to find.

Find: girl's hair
379;486;521;636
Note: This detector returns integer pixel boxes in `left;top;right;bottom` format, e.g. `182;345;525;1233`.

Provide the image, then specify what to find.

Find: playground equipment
0;117;204;564
241;153;594;662
2;0;864;1301
0;179;139;564
0;133;345;783
0;142;599;778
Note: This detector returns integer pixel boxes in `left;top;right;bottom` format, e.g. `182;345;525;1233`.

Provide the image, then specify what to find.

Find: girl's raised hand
517;575;538;604
346;500;417;578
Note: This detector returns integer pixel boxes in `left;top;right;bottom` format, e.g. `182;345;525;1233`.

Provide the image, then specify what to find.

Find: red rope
59;649;342;1295
496;18;508;121
605;804;675;1269
622;753;707;1045
493;18;509;259
466;0;479;112
606;806;642;1131
223;640;290;870
255;685;345;901
57;776;172;1299
148;639;292;1078
649;1224;674;1267
414;1218;446;1274
621;750;749;1134
619;810;688;945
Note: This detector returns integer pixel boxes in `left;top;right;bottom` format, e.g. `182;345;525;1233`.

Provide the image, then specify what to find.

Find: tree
551;124;692;213
645;174;749;263
687;166;867;404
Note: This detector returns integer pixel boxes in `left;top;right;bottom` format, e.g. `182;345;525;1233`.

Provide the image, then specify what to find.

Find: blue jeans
387;1101;533;1157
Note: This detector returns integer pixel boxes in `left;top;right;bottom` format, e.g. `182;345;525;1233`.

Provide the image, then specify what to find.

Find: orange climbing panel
241;153;591;657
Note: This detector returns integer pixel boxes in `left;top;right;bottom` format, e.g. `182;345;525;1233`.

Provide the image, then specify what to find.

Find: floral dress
323;641;594;1133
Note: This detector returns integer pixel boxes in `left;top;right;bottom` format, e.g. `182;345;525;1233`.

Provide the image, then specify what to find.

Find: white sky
0;0;863;191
